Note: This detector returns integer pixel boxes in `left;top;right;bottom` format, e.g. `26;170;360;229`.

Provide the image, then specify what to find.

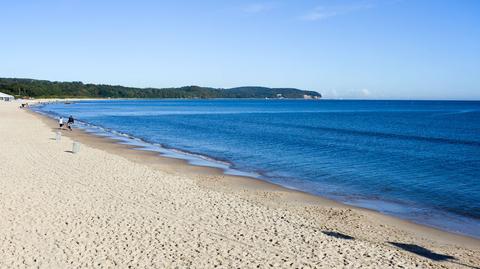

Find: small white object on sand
72;141;80;153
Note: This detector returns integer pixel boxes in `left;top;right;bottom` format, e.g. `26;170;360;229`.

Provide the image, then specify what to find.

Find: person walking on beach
67;115;74;131
58;117;64;129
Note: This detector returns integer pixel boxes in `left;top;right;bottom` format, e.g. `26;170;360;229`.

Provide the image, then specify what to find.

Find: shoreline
29;103;480;246
1;100;479;268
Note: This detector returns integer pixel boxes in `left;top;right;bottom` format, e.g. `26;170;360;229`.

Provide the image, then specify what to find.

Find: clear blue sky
1;0;479;99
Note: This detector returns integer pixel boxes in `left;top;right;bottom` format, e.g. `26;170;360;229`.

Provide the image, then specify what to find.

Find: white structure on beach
0;92;15;101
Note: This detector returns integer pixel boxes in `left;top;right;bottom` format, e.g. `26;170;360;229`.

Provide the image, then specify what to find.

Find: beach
1;101;479;268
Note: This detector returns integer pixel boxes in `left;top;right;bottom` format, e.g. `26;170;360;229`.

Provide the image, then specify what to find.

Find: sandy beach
0;101;479;268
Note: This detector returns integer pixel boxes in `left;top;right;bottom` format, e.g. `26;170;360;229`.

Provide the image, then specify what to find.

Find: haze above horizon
1;0;479;100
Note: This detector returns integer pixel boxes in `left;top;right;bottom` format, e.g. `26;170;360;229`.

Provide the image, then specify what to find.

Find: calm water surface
34;100;480;238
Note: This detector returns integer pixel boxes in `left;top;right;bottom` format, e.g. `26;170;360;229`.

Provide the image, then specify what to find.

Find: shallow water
34;99;480;238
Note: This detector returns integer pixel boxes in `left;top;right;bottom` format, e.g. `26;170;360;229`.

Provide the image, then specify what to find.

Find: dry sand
0;101;479;268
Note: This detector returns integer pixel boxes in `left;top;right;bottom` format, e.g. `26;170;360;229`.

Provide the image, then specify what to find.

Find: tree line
0;77;321;99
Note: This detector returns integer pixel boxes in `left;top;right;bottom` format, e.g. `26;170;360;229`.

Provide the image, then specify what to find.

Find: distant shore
1;100;479;268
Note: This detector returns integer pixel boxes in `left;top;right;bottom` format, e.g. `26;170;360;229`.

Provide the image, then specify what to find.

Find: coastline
28;101;480;245
31;99;480;241
1;100;479;268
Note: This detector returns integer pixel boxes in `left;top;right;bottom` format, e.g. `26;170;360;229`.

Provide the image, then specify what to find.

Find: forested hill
0;78;321;99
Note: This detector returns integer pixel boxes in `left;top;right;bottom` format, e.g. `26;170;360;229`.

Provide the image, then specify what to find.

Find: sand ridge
0;101;479;268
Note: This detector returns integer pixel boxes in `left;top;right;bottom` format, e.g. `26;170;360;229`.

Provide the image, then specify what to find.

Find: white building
0;92;15;101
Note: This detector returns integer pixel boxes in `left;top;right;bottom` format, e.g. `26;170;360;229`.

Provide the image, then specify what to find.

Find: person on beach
67;115;74;131
58;117;64;129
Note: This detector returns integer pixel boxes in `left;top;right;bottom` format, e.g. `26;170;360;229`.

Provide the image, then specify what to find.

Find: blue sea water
34;99;480;238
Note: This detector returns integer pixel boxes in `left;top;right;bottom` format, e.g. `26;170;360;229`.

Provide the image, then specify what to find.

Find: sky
1;0;479;99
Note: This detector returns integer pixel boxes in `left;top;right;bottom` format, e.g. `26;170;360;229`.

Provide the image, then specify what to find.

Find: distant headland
0;78;321;99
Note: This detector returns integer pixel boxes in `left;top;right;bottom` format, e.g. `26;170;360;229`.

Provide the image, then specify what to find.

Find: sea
33;99;480;238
